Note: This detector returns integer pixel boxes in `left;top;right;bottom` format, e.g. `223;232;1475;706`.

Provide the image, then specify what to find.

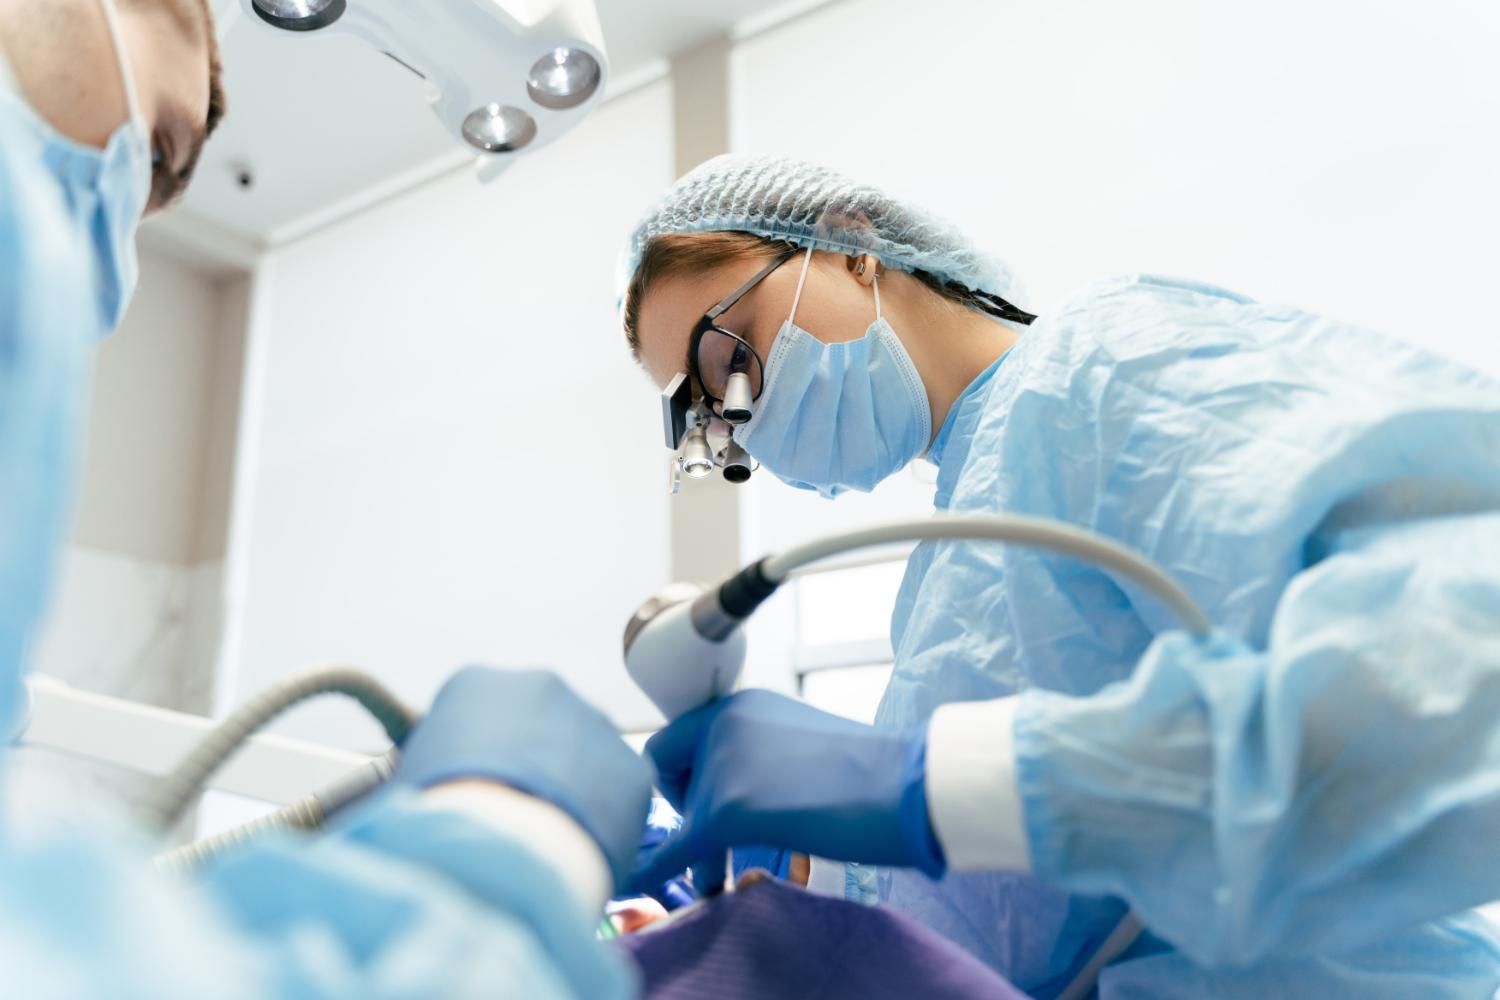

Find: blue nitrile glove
616;798;696;910
731;845;792;882
394;666;653;888
630;689;944;896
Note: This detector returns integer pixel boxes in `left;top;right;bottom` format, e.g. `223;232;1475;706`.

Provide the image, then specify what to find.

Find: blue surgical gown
876;274;1500;998
0;107;635;996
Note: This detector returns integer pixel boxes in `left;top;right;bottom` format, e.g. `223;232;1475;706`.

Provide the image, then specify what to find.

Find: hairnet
620;154;1020;302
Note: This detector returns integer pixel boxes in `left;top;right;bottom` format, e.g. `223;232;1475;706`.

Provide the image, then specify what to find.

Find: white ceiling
163;0;786;254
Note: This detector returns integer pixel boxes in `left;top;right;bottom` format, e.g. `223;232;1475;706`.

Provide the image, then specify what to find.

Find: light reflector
461;104;538;153
527;47;601;110
250;0;344;31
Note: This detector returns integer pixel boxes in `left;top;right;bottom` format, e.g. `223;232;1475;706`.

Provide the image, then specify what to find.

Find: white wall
196;277;251;563
74;254;223;564
224;80;677;746
730;0;1500;695
35;250;246;707
734;0;1500;370
21;250;248;830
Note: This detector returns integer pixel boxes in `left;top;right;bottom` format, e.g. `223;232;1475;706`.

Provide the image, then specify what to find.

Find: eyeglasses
687;248;798;417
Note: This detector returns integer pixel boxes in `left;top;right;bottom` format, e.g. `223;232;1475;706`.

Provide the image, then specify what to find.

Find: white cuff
805;856;846;898
422;782;612;915
925;697;1031;873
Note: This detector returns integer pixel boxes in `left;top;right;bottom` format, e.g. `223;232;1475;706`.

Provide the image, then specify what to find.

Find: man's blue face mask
0;0;151;736
13;0;153;331
733;249;932;498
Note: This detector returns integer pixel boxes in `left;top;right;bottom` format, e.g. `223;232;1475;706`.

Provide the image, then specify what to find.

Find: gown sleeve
1010;508;1500;965
0;788;638;998
924;274;1500;967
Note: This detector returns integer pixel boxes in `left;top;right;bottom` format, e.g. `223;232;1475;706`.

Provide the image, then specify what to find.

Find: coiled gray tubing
145;665;415;840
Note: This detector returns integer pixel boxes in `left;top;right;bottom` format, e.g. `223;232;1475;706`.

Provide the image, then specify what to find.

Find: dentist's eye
147;135;182;209
147;152;165;208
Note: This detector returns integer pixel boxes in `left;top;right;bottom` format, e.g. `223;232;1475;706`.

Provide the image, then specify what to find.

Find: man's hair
124;0;225;203
140;0;225;137
201;3;225;139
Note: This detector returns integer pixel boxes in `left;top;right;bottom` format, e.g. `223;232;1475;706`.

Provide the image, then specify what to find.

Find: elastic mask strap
0;46;16;95
872;273;882;321
96;0;143;124
786;247;815;327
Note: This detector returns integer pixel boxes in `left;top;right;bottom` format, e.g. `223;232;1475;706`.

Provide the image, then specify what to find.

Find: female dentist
621;154;1500;999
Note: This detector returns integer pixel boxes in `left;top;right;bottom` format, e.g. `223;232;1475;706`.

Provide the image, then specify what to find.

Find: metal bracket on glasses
661;373;756;492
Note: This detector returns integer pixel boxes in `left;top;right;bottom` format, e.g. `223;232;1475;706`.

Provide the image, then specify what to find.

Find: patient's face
608;854;811;935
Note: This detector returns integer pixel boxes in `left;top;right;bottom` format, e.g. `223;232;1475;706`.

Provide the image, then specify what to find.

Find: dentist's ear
846;253;883;287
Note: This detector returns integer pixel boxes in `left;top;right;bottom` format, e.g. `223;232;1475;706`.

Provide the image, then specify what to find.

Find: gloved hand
394;666;653;887
617;798;697;911
629;689;944;896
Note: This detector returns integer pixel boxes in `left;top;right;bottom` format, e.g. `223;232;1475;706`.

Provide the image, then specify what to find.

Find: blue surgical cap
620;154;1020;302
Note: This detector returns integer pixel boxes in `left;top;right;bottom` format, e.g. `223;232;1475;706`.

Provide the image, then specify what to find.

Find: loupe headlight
680;424;715;479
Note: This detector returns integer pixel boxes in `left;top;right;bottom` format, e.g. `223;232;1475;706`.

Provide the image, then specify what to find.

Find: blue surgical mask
3;0;150;332
0;0;148;735
734;249;932;498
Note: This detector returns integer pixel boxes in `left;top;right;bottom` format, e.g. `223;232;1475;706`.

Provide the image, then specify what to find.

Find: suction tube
623;513;1212;721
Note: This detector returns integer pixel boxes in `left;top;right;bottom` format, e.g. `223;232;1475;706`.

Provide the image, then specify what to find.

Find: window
799;663;893;724
789;557;909;722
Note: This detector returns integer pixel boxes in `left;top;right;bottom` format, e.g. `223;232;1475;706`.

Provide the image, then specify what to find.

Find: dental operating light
240;0;608;179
